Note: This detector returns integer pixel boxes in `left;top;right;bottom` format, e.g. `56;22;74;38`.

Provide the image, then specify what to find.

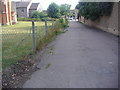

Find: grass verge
2;18;68;69
2;18;69;88
2;21;52;69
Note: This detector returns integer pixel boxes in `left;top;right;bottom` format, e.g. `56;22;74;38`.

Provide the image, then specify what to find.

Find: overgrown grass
2;19;68;69
78;21;84;24
17;17;56;21
2;21;52;69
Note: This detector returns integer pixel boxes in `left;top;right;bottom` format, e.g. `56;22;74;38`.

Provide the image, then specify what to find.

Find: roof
42;10;47;14
16;1;31;8
29;3;40;10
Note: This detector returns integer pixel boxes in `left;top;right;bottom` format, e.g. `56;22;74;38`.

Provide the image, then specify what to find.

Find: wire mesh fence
2;20;55;69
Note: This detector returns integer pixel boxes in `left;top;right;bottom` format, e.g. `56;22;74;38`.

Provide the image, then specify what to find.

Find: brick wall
0;1;2;25
7;0;12;25
79;2;119;36
0;0;12;25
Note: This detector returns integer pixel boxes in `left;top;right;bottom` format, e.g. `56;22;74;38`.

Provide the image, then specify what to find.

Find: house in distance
16;0;42;18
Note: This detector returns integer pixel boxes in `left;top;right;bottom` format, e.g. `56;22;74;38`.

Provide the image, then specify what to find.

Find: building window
22;9;24;13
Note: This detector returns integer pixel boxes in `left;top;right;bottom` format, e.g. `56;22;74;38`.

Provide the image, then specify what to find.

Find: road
23;21;118;88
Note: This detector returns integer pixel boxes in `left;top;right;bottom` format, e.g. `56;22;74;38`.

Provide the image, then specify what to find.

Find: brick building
0;0;17;25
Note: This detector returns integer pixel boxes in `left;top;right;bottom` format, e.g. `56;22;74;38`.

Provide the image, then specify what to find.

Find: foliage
2;21;49;69
17;17;40;21
39;12;47;18
60;4;71;16
17;17;55;21
76;2;113;21
47;18;56;21
2;20;67;69
58;18;69;28
41;17;49;21
98;2;114;16
65;18;68;23
31;11;40;18
31;11;47;19
75;3;80;9
47;2;61;18
2;19;68;69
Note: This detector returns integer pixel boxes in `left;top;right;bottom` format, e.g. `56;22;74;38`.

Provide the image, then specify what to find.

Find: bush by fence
17;17;56;21
17;18;41;21
2;18;68;69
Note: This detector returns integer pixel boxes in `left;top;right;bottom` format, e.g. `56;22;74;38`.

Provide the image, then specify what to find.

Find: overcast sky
11;0;79;10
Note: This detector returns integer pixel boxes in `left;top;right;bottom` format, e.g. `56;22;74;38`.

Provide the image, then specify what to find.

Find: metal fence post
32;21;36;52
52;19;54;28
45;20;48;35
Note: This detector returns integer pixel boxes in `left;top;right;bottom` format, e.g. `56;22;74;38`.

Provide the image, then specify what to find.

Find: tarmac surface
23;21;118;88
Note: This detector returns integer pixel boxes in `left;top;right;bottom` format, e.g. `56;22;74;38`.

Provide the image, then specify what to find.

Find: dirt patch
2;32;60;88
2;54;42;88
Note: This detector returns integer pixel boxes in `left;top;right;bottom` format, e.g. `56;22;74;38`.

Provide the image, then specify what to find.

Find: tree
47;2;61;18
76;2;113;21
31;11;47;19
31;11;40;18
75;3;80;9
39;12;47;18
60;4;71;16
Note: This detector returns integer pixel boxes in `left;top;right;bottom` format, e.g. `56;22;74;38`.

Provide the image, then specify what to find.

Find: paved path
23;21;118;88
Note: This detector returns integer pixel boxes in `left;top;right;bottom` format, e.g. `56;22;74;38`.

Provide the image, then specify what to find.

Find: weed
45;63;51;69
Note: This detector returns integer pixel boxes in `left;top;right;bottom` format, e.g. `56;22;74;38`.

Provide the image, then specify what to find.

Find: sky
11;0;79;10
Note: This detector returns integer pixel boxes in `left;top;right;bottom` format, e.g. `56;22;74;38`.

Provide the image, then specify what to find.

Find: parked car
68;17;73;20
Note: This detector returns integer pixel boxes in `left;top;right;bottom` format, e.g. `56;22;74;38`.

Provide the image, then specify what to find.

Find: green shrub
65;18;68;24
47;2;61;18
58;18;69;28
76;2;113;21
17;18;40;21
58;18;64;23
47;18;56;21
17;17;57;22
41;17;49;21
31;18;40;21
31;11;47;19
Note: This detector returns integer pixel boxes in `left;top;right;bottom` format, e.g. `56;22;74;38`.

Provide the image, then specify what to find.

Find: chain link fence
2;20;58;69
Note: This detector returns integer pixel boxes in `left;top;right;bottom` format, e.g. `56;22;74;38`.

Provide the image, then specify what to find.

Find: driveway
23;21;118;88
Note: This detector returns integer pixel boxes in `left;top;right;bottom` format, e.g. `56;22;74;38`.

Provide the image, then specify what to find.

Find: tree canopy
76;2;113;21
31;11;47;18
60;4;71;16
47;2;61;18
